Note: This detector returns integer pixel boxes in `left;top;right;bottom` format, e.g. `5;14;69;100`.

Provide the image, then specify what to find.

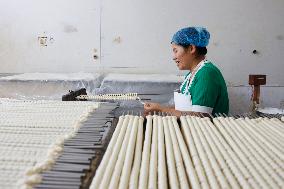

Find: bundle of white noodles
90;114;284;189
0;99;99;189
77;93;138;101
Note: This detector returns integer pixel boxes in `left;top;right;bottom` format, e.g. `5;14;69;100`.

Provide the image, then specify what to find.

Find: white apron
174;91;193;111
174;60;207;111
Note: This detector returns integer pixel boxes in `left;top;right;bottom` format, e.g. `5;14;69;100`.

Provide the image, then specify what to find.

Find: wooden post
248;75;266;111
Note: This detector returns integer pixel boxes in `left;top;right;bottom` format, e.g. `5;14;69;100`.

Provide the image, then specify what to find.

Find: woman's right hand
144;102;162;115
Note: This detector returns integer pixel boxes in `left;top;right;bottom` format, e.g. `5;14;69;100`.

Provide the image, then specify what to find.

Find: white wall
99;0;284;110
0;0;101;73
0;0;283;111
100;0;284;86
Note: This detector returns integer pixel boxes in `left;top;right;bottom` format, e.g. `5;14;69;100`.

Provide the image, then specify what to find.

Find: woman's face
171;43;193;70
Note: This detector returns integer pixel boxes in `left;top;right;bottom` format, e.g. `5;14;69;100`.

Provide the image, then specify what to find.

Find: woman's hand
144;102;162;115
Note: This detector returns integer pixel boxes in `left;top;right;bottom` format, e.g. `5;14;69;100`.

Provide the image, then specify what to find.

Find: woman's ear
190;45;197;54
185;45;196;55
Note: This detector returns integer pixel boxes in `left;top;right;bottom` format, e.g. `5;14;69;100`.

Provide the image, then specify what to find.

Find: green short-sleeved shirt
180;61;229;115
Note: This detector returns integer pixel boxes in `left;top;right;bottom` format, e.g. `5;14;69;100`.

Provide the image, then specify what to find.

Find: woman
144;27;229;117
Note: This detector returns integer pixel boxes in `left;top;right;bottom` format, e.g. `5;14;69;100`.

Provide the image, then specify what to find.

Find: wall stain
113;36;122;44
212;42;218;46
64;25;78;33
252;49;259;55
276;35;283;40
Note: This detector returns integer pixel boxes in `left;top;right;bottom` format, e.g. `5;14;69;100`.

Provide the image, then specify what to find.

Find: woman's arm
144;102;209;117
144;102;179;116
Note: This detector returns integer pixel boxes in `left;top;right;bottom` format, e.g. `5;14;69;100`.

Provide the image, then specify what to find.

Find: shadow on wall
228;86;284;114
228;86;252;114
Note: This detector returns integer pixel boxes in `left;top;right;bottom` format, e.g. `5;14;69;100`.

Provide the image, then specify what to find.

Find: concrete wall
0;0;283;112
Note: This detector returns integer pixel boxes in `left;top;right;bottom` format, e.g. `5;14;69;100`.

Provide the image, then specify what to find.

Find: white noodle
100;115;133;189
180;116;209;189
148;115;158;189
119;116;140;189
172;116;201;189
138;115;153;189
90;115;125;189
129;116;144;189
157;116;168;189
163;116;183;189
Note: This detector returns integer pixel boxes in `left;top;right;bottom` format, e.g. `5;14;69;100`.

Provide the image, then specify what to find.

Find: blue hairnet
171;27;210;47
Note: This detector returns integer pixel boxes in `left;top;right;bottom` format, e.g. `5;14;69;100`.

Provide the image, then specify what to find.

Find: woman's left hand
144;102;162;114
